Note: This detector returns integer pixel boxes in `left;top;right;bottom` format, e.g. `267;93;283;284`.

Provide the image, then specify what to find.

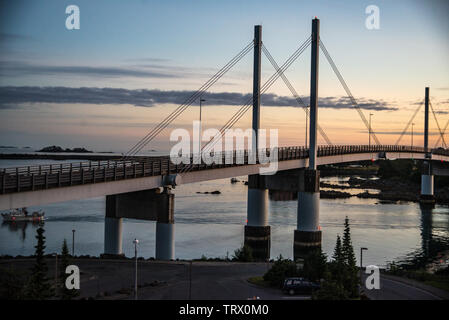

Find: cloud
0;32;32;42
0;61;180;79
0;86;398;112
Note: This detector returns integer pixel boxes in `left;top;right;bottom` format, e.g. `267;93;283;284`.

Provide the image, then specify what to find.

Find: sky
0;0;448;152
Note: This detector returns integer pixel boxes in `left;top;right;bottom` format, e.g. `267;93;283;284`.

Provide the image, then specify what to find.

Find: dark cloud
0;61;180;79
0;86;398;111
0;32;32;42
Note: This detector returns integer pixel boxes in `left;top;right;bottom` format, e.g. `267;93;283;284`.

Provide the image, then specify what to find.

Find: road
1;258;447;300
362;273;449;300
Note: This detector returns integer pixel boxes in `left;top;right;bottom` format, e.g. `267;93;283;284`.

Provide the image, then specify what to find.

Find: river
1;158;448;269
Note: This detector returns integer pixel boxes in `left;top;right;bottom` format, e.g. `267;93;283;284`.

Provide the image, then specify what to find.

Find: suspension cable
199;37;311;155
434;119;449;148
180;37;312;174
122;40;254;159
319;39;381;145
430;101;447;148
262;44;333;145
394;99;424;145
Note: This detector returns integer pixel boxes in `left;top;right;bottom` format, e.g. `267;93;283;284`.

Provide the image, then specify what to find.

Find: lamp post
368;113;373;150
411;123;415;150
199;98;206;149
305;107;308;149
133;238;139;300
360;247;368;291
53;253;58;295
72;229;75;256
189;260;192;300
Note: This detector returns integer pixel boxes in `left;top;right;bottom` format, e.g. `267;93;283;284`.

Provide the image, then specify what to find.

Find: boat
1;208;45;222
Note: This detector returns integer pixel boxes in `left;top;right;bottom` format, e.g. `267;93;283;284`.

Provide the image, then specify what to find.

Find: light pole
411;123;415;150
360;247;368;291
53;253;58;295
133;238;139;300
368;113;373;150
305;106;308;149
189;260;192;300
199;98;206;149
72;229;75;256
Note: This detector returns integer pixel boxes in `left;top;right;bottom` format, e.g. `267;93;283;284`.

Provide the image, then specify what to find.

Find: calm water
1;160;448;268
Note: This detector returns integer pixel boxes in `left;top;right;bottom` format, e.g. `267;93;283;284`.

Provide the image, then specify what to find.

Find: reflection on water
0;159;448;268
1;221;43;242
395;206;449;270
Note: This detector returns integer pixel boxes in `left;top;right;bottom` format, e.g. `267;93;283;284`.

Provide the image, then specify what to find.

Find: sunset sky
0;0;448;153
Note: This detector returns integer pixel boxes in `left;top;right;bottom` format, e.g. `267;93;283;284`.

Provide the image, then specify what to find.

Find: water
1;159;448;269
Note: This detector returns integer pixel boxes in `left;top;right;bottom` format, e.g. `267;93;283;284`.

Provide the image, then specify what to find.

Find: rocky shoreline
270;176;449;204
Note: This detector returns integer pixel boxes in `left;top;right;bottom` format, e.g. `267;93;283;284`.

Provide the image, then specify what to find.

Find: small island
37;145;93;153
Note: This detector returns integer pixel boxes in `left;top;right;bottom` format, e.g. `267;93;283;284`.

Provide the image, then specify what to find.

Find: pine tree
59;239;79;300
303;248;328;282
332;235;344;265
341;217;359;297
342;217;356;268
25;227;53;300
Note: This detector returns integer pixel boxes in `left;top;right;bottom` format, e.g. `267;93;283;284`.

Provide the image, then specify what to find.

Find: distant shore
0;153;121;161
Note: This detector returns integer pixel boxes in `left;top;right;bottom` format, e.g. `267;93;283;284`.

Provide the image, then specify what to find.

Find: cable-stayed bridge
0;18;448;260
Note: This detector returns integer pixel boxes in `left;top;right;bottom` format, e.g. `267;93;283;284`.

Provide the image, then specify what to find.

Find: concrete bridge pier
104;197;124;257
294;169;321;260
420;162;435;208
102;188;175;260
155;188;175;260
245;174;270;261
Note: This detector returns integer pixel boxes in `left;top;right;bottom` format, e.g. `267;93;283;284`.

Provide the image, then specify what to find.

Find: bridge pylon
420;87;435;208
294;18;322;260
244;25;271;261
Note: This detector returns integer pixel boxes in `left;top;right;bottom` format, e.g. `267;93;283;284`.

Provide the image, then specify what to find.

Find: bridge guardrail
0;145;447;195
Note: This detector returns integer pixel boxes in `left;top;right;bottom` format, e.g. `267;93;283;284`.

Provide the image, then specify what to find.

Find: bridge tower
420;86;435;207
294;18;322;260
244;25;271;261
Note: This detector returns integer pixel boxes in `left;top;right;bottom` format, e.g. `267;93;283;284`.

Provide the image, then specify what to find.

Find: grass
423;280;449;293
247;276;271;288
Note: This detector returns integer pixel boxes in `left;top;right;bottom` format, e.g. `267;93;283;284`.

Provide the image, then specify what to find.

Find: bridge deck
1;145;447;196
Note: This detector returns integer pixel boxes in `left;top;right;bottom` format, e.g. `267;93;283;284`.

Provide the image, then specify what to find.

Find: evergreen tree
342;217;356;268
303;249;328;282
25;227;53;299
330;234;347;284
59;239;79;300
341;217;359;297
332;234;344;265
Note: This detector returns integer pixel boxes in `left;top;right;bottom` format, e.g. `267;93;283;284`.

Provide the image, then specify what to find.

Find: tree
303;249;328;282
329;234;347;285
312;280;349;300
263;255;299;287
232;244;253;262
0;267;26;299
341;217;359;298
332;235;343;264
25;227;53;299
59;239;79;300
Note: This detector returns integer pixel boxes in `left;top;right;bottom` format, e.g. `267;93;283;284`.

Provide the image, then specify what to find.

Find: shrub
263;256;299;288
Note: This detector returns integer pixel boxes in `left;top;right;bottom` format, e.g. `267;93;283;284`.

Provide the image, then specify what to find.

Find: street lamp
305;107;309;149
133;238;139;300
72;229;75;256
360;247;368;291
199;98;206;149
411;123;415;150
368;113;373;150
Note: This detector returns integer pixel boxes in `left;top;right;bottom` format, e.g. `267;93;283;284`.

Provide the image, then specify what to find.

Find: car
282;277;321;296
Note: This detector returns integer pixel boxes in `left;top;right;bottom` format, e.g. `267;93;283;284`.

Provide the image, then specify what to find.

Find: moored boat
1;208;45;222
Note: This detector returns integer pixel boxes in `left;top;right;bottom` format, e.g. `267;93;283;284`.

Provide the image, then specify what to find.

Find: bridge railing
0;145;447;195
